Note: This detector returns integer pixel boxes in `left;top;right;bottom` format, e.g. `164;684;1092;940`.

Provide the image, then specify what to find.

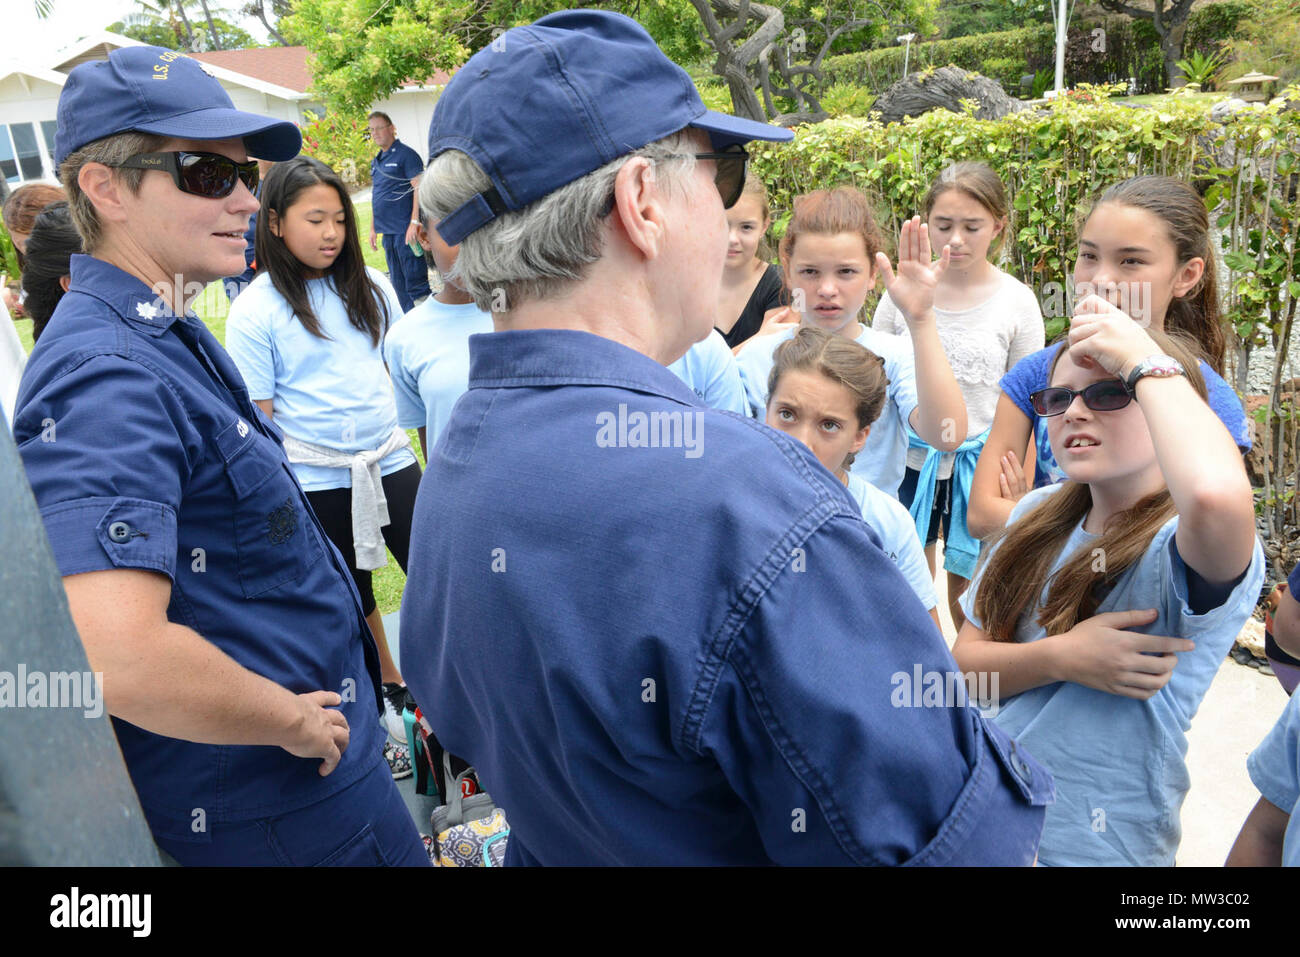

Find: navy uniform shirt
13;255;385;844
369;139;423;235
401;328;1053;865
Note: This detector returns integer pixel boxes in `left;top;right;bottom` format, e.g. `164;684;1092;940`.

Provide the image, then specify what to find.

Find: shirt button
1010;749;1033;783
108;521;132;543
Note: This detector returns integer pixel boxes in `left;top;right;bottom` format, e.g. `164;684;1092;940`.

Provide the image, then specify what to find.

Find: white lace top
872;269;1045;479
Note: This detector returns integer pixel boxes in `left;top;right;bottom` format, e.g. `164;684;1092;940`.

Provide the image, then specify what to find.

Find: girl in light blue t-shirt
226;157;421;766
763;325;940;631
955;323;1262;866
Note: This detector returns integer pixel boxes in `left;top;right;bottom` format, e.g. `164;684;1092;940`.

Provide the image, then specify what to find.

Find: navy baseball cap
429;9;794;245
54;45;302;169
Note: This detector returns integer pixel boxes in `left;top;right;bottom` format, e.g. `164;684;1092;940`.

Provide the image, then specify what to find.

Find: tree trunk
1160;21;1189;89
689;0;785;122
196;0;223;50
173;2;197;51
249;0;289;46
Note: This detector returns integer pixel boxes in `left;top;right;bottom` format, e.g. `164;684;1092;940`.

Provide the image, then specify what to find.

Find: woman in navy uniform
12;46;428;866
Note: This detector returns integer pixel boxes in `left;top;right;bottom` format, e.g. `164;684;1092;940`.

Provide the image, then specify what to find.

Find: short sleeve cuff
1247;694;1300;815
40;497;178;581
1166;531;1263;631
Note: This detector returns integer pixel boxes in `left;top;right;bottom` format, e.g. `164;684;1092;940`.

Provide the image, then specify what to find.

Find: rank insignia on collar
135;300;161;320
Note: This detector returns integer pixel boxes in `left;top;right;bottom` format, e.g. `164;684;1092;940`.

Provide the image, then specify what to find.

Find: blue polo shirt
13;255;385;843
369;139;424;235
400;327;1051;866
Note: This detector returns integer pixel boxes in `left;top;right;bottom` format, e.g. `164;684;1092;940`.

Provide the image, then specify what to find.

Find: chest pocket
214;416;323;598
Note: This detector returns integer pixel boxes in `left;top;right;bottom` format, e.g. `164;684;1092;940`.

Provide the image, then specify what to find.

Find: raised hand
874;216;950;326
998;449;1029;504
1067;294;1162;379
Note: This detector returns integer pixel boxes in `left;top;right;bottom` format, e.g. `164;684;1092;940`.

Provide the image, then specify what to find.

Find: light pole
1054;0;1067;96
897;33;916;78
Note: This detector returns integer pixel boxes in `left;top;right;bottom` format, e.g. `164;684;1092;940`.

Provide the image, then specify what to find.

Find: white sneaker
381;682;409;743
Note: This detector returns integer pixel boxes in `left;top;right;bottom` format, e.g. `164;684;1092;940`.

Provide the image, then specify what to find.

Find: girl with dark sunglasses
952;320;1262;866
225;156;423;773
968;176;1250;543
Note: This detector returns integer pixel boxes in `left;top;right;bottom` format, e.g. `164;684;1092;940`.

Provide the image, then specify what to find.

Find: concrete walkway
387;553;1291;864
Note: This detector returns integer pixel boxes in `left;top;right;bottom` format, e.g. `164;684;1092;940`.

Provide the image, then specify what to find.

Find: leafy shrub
817;82;877;118
301;109;373;188
1183;0;1254;59
1176;50;1227;90
980;56;1027;92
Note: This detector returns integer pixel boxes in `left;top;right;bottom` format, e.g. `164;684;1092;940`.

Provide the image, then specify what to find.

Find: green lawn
16;199;416;615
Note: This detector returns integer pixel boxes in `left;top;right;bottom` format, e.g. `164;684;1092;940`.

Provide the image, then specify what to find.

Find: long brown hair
973;330;1208;641
1083;176;1224;375
767;325;889;468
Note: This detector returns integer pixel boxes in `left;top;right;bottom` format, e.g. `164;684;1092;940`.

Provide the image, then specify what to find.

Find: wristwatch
1125;354;1186;392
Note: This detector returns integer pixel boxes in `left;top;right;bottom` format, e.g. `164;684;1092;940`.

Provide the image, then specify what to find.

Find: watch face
1146;355;1182;377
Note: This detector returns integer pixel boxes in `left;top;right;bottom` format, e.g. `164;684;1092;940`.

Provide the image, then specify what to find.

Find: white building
0;31;448;187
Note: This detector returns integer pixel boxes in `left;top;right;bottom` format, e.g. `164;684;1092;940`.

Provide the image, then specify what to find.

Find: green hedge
823;4;1253;96
746;91;1221;340
1183;0;1254;57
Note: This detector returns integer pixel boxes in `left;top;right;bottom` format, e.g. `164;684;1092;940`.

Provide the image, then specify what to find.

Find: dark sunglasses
694;145;749;209
1030;380;1134;416
601;144;749;216
114;151;259;199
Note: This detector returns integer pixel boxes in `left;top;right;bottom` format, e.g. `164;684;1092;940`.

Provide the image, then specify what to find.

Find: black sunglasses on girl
1030;379;1134;416
113;151;259;199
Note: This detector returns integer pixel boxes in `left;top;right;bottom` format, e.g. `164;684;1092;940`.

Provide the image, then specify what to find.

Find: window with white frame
0;122;55;184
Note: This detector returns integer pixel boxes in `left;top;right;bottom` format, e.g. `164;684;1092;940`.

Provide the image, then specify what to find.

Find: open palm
875;216;950;325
